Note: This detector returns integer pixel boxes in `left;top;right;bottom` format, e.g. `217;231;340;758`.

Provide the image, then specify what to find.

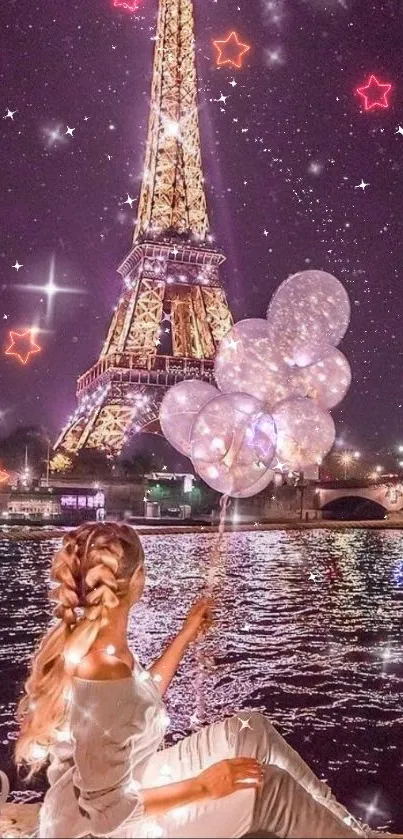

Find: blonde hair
15;522;143;777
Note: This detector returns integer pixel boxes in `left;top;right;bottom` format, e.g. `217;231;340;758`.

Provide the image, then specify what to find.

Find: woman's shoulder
75;652;133;682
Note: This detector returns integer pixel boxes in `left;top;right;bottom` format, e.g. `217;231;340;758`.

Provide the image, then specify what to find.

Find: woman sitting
16;523;381;838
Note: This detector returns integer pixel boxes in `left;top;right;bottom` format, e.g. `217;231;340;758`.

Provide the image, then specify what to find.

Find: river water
1;529;403;832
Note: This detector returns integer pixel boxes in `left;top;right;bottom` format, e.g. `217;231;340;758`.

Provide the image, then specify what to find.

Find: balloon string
193;494;230;728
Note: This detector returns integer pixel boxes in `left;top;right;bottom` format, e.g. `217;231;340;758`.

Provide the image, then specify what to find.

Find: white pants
118;713;364;839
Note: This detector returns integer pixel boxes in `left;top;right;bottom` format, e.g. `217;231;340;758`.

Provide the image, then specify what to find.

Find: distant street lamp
340;453;353;479
340;451;360;480
296;472;308;521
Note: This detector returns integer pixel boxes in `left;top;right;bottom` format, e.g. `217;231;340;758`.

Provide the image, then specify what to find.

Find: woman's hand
197;758;264;799
180;597;214;644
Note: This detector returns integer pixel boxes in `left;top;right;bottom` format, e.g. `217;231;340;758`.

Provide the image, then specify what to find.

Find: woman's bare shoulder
75;652;132;682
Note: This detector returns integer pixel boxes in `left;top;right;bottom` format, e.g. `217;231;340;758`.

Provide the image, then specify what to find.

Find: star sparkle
356;75;392;111
238;716;252;731
123;194;135;208
12;255;85;323
5;329;42;365
213;32;251;69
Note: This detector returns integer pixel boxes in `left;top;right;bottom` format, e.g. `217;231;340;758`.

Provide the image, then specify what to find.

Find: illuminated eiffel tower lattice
55;0;233;457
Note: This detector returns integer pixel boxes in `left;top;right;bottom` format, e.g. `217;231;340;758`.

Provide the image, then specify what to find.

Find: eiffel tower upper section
134;0;209;242
54;0;233;458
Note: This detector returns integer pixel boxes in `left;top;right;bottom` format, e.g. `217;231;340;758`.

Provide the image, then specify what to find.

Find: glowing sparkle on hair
64;650;82;666
30;742;48;761
55;727;71;743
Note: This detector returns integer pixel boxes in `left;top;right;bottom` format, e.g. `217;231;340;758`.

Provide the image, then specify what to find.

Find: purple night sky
1;0;402;451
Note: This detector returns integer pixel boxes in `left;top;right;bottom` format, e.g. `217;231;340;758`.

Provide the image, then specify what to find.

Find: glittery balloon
214;319;295;410
267;270;351;367
292;348;352;410
159;380;219;458
273;397;336;471
190;393;277;496
232;468;274;499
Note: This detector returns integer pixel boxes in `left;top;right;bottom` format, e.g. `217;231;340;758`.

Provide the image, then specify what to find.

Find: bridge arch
317;482;403;515
321;495;387;521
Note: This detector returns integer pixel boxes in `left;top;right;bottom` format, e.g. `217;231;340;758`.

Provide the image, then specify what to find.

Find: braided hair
15;523;143;776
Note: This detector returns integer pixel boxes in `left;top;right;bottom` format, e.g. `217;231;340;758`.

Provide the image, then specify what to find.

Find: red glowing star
356;75;392;111
213;31;251;69
113;0;140;10
0;470;9;485
5;329;41;365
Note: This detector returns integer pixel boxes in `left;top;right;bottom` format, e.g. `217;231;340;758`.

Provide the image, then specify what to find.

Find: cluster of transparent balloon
160;270;352;499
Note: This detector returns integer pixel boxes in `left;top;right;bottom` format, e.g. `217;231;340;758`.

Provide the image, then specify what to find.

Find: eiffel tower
55;0;233;458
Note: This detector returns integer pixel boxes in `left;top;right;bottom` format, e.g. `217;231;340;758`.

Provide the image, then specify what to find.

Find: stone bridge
316;480;403;516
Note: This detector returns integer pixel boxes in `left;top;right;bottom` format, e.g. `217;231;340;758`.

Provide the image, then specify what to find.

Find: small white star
309;571;317;582
3;314;8;320
83;116;89;121
229;78;237;88
272;458;288;473
396;125;403;136
65;126;75;137
355;179;369;190
123;194;135;209
217;93;228;104
12;261;23;271
238;717;252;731
263;229;269;236
107;154;112;161
4;108;17;120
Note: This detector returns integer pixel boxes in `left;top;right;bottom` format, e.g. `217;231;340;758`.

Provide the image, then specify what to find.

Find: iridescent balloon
214;319;294;410
292;348;352;410
159;380;219;458
190;392;277;496
232;468;274;499
267;270;351;367
273;397;335;471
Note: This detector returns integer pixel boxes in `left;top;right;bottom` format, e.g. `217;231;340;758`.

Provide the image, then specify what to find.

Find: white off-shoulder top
39;665;167;838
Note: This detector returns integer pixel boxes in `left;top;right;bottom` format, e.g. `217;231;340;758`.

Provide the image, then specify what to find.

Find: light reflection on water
1;529;403;831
